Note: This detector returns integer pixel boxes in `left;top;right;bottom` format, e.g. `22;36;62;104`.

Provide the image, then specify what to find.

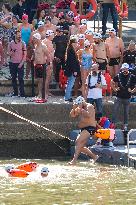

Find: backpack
88;72;102;89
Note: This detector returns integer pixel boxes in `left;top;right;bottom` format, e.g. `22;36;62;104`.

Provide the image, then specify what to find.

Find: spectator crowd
0;0;136;130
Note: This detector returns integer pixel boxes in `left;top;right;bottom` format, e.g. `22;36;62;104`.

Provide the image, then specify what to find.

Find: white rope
0;106;73;141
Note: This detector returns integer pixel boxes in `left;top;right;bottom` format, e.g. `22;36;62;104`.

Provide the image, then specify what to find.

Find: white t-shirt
86;74;107;99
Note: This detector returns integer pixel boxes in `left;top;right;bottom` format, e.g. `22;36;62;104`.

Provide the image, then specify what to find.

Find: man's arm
70;105;80;118
111;79;119;92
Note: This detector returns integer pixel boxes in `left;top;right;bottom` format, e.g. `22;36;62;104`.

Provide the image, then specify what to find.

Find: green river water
0;159;136;205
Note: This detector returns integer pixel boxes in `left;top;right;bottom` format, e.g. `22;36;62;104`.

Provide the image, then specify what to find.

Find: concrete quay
0;96;136;158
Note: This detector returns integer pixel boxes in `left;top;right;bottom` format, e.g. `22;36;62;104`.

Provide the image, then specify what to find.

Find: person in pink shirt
8;30;26;97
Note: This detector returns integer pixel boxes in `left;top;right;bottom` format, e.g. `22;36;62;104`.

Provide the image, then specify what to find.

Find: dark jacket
65;46;80;77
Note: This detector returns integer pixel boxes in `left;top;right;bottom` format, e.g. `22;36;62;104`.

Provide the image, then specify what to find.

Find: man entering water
69;96;99;165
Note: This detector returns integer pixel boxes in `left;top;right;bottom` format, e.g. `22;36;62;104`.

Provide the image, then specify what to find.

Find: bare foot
93;155;99;163
68;160;76;166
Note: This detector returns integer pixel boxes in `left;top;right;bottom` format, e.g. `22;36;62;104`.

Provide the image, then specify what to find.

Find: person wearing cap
80;39;93;98
69;16;80;35
12;0;27;20
111;63;136;130
69;96;99;165
32;9;45;30
123;41;136;74
85;29;94;45
53;26;68;84
42;30;54;98
93;32;110;74
85;63;107;113
33;33;51;99
101;0;118;36
31;21;46;40
105;28;124;78
19;14;33;47
65;11;74;28
44;16;57;34
64;37;80;102
8;30;26;97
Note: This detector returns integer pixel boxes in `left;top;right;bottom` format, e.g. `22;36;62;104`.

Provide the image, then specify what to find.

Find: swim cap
93;33;102;39
41;167;49;176
33;33;41;40
84;39;91;47
5;165;14;173
74;96;85;105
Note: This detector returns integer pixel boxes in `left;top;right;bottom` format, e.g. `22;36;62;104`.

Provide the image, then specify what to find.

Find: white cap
121;63;129;69
93;33;102;39
85;29;93;35
70;34;78;41
108;28;116;35
41;167;49;174
33;33;41;40
5;165;14;172
84;39;91;47
78;34;85;40
46;30;54;37
67;11;74;18
74;96;85;105
38;21;44;28
81;19;87;25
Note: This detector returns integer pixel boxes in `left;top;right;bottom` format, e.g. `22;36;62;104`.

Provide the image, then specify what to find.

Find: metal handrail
127;129;136;167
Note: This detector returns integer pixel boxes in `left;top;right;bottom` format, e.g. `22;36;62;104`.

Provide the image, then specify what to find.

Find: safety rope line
7;105;68;154
0;105;75;144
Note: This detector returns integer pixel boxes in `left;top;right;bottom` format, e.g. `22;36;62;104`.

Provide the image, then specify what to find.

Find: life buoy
95;129;115;140
70;0;97;20
113;0;128;19
16;162;38;172
8;169;29;178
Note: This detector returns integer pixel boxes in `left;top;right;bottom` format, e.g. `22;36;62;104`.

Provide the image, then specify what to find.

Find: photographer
111;63;136;130
8;30;26;97
85;63;107;113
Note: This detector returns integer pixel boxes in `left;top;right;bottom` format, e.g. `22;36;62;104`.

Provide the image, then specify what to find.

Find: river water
0;159;136;205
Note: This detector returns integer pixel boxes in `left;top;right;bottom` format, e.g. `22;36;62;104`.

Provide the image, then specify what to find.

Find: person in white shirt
85;63;107;113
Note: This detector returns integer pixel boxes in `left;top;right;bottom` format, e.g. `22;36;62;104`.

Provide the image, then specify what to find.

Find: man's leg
18;65;25;97
69;130;90;165
110;3;118;33
112;97;122;124
87;98;95;105
102;3;109;35
10;63;18;96
122;98;130;125
95;98;103;114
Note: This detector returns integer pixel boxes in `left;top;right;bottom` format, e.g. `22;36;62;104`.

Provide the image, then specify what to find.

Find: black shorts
35;64;46;78
97;61;107;71
81;126;96;135
109;57;120;66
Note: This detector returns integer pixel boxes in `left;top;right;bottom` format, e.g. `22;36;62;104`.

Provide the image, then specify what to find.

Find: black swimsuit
81;126;96;135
